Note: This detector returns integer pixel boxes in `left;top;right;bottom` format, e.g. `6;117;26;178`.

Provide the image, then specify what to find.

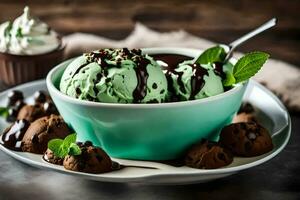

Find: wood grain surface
0;0;299;66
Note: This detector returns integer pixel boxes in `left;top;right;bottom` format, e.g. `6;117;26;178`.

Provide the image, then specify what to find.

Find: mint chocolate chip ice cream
60;48;168;103
164;60;224;101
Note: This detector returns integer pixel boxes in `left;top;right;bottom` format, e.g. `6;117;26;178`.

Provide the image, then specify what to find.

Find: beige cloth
64;23;300;112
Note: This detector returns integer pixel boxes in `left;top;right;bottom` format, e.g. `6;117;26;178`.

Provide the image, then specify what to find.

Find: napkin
64;23;300;113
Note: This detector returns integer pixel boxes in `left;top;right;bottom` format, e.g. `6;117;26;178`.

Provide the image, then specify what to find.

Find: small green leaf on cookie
47;133;80;158
68;143;82;156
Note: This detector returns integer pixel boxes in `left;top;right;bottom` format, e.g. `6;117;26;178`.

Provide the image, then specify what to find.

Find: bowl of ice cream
46;47;248;160
0;6;64;86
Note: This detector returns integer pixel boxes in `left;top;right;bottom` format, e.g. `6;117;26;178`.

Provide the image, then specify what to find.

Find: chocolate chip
76;142;83;147
96;155;103;162
105;78;111;83
84;141;93;147
152;83;158;89
96;73;102;81
75;88;81;95
217;153;226;161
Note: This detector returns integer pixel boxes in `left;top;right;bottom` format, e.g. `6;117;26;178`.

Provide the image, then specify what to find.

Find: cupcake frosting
0;6;61;55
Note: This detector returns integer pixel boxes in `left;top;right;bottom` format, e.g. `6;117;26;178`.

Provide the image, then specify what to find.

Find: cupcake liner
0;45;65;86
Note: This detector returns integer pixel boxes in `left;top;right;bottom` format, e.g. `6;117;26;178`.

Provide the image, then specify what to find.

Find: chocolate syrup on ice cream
153;54;212;100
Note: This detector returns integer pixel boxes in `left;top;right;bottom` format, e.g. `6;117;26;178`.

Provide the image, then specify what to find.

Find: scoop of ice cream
165;60;224;101
63;143;112;173
22;114;71;154
0;6;60;55
60;48;168;103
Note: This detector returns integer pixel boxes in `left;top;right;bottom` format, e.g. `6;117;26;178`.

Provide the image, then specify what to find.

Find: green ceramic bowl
46;47;247;160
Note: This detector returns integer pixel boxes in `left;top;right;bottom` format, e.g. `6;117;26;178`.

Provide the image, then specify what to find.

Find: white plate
0;80;291;185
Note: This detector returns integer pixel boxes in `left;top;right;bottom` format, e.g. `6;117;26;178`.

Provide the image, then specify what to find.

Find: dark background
0;1;299;200
0;0;299;67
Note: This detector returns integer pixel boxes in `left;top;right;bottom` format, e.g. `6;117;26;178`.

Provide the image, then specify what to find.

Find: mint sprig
196;45;269;86
195;46;226;64
232;52;269;83
0;107;8;118
48;133;81;158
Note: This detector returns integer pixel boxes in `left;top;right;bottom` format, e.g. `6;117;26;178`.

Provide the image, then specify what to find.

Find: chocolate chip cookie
22;115;72;154
219;122;273;157
185;140;233;169
63;142;112;173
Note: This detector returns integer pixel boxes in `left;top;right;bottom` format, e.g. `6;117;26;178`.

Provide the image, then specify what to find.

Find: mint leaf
223;72;236;87
233;52;269;83
0;107;8;118
195;46;226;64
62;133;77;148
68;143;81;156
48;133;79;158
48;139;66;158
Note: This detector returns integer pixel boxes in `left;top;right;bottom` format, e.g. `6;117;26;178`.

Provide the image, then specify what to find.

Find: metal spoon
193;18;277;63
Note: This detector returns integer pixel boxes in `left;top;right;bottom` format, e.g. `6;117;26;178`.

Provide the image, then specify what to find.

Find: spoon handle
225;18;277;60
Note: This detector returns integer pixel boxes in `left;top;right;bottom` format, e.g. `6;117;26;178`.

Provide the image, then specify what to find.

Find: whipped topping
0;6;61;55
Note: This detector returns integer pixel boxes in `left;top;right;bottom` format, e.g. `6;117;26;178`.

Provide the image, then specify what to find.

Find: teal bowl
46;47;247;160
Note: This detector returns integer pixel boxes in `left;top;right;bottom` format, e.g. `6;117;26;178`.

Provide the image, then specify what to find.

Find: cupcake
0;6;64;86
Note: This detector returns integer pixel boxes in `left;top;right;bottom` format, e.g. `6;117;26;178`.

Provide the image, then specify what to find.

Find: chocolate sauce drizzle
152;54;225;101
70;48;149;102
213;62;226;80
189;63;208;100
1;119;30;151
165;70;186;96
153;54;192;102
132;57;150;103
163;62;208;100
